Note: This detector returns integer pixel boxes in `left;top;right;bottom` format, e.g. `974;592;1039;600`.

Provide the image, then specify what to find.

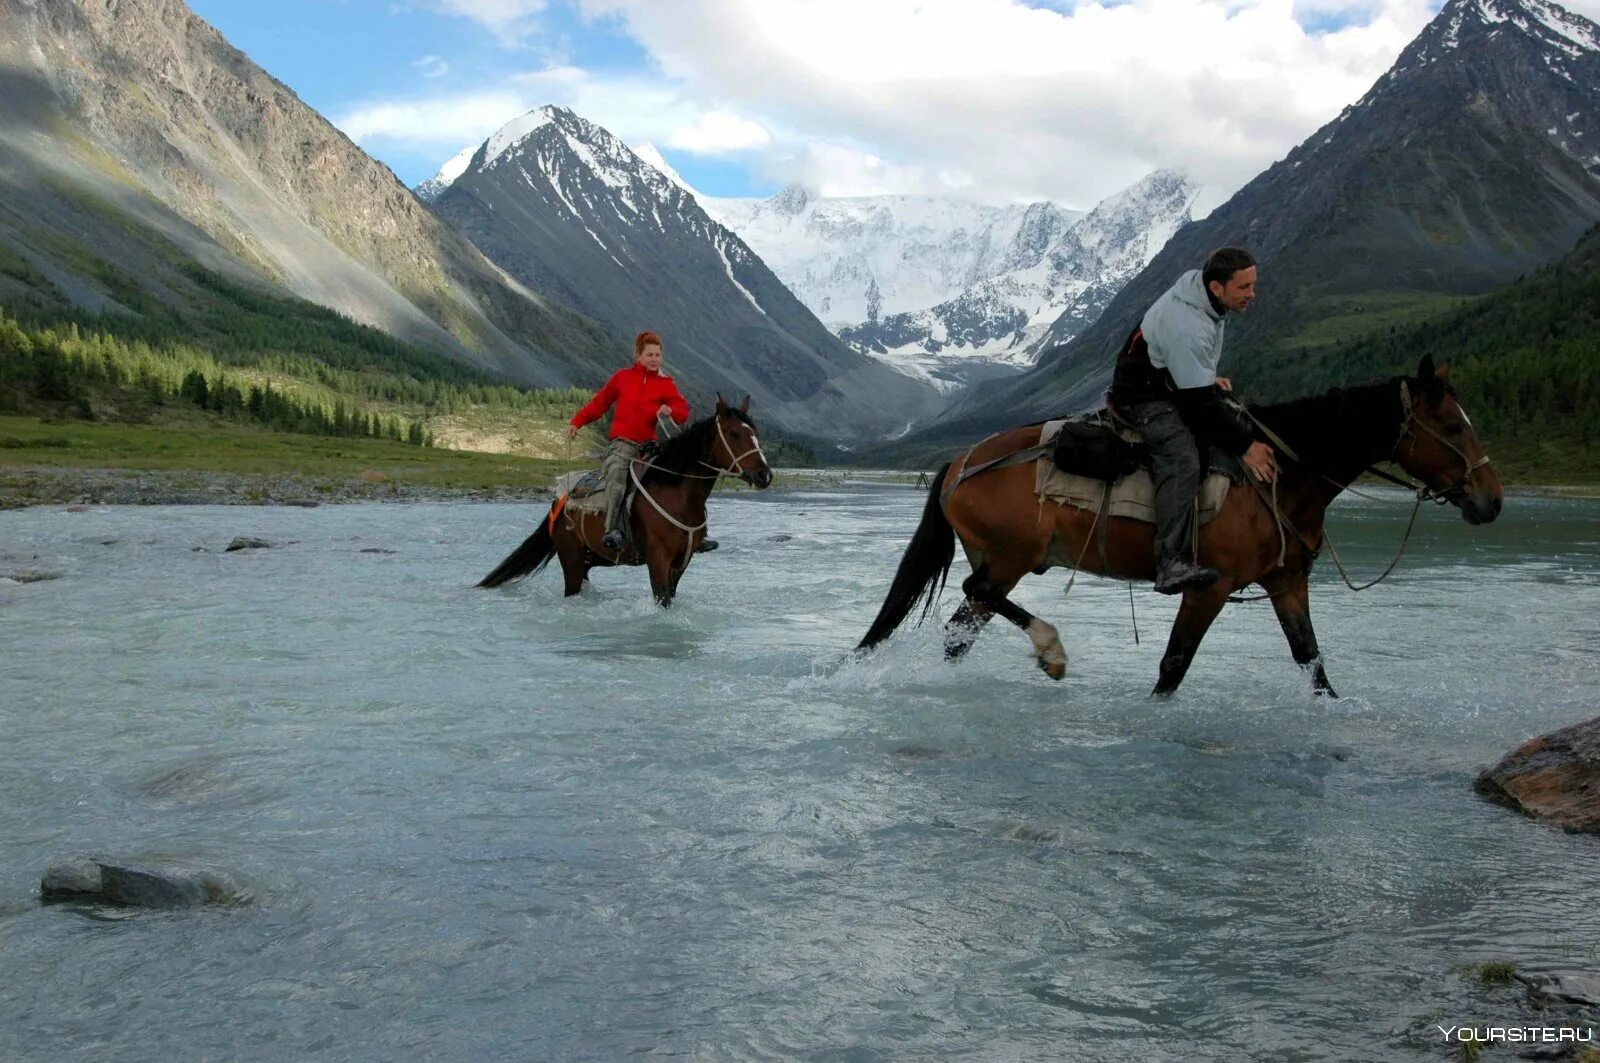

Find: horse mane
640;410;752;486
1248;377;1408;477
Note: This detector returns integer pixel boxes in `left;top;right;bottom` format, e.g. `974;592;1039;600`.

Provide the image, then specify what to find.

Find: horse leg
1152;588;1227;696
944;599;994;661
555;524;587;597
668;548;691;597
646;542;676;607
1265;575;1338;697
962;565;1067;681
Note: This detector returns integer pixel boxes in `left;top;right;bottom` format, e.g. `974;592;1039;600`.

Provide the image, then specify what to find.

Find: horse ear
1416;355;1435;385
715;393;728;414
739;395;750;415
1435;361;1453;383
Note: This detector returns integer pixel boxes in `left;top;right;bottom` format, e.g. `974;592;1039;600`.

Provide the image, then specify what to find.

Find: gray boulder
1518;972;1600;1007
225;537;273;552
40;858;245;909
1476;716;1600;833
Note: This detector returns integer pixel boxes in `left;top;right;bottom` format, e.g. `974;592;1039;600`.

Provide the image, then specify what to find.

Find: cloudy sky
191;0;1600;212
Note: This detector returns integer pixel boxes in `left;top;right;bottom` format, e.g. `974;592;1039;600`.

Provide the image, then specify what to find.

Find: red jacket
570;364;690;443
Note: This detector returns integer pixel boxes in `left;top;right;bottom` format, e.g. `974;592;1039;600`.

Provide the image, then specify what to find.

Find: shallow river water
2;484;1598;1061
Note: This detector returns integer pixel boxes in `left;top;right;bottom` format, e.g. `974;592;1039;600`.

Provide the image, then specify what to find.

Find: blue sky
184;0;1471;209
186;0;760;193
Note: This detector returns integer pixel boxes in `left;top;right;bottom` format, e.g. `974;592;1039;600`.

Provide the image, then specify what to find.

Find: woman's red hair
634;331;663;358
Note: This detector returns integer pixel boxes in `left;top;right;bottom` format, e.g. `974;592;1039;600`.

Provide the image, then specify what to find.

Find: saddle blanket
553;469;607;514
1034;418;1233;526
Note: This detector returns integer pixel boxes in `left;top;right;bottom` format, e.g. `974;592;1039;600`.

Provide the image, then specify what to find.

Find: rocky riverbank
0;465;913;508
0;466;558;508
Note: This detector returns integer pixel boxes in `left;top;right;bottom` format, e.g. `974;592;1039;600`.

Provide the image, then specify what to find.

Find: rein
1228;380;1493;602
618;415;770;556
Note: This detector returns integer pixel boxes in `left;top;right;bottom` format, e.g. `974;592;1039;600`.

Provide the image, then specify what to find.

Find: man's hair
1202;248;1255;289
634;330;663;357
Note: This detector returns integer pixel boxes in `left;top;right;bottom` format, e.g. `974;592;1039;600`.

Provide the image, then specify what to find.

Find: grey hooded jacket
1141;269;1225;390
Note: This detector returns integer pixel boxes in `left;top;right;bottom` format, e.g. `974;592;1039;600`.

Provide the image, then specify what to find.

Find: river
2;485;1597;1060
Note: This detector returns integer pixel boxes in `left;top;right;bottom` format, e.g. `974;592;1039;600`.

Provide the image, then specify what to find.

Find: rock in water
1476;716;1600;833
225;537;272;552
1517;972;1600;1007
40;859;242;909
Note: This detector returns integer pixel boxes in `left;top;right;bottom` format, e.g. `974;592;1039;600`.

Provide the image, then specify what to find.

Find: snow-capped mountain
415;143;478;203
837;171;1199;387
701;190;1085;327
419;106;941;442
921;0;1600;444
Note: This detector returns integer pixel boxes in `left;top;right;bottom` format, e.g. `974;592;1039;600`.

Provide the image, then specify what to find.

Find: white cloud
424;0;548;39
335;90;533;147
338;61;775;170
413;54;450;78
569;0;1445;206
664;111;772;154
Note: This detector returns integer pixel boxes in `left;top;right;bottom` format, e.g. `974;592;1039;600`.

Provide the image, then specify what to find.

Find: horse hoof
1037;656;1067;681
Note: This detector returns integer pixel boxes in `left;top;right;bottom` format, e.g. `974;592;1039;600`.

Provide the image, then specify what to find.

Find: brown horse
858;357;1503;695
478;397;773;606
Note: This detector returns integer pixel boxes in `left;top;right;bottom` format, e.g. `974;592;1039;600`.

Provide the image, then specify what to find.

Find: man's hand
1243;440;1277;483
566;423;580;440
1216;376;1233;392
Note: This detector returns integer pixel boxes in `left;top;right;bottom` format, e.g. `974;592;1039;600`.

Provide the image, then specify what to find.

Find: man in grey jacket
1109;247;1278;594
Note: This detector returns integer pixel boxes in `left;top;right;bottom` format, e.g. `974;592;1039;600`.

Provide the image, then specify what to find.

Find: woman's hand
566;424;580;440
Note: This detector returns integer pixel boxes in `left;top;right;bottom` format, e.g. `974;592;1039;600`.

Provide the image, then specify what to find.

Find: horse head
1393;356;1502;525
712;394;773;489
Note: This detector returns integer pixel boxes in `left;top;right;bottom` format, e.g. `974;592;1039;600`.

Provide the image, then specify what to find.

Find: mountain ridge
425;106;942;442
0;0;620;389
891;0;1600;454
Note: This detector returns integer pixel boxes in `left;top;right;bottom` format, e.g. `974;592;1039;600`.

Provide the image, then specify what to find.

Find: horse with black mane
857;357;1502;695
478;396;772;605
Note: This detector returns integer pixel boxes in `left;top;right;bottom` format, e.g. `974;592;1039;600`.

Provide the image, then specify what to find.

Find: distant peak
482;107;561;167
631;142;697;196
1414;0;1600;61
414;141;479;201
770;184;811;215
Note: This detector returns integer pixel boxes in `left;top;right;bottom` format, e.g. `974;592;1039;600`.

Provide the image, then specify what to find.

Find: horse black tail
477;512;558;588
857;462;955;651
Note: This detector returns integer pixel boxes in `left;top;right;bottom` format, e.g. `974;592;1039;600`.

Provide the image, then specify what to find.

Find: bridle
618;414;771;541
700;416;769;481
1228;379;1493;601
1391;380;1493;506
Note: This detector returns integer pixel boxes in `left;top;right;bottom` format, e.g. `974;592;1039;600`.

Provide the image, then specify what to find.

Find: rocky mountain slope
907;0;1600;449
0;0;617;388
424;107;942;442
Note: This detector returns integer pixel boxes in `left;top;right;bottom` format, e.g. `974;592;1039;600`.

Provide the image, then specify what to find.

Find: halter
1227;378;1493;602
1393;380;1493;505
614;414;771;551
699;416;769;479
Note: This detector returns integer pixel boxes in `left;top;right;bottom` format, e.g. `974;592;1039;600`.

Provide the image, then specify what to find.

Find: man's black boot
1154;558;1220;595
694;538;719;553
601;529;624;551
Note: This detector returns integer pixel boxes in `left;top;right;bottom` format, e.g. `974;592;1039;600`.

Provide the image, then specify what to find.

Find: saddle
1035;405;1241;527
553;468;610;513
553;440;661;514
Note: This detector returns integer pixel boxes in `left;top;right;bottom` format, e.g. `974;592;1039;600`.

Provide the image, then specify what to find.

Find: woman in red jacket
567;331;691;551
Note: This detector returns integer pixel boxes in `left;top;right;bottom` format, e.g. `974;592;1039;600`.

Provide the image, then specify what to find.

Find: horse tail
477;509;558;588
857;462;956;651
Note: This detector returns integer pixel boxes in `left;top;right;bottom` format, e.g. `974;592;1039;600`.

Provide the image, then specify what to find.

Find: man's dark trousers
1126;399;1201;566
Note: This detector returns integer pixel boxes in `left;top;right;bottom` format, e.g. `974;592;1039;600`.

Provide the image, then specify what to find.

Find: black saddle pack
1049;416;1146;483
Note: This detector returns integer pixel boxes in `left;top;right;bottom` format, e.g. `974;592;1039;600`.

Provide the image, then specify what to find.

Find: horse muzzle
1458;487;1502;525
744;468;773;490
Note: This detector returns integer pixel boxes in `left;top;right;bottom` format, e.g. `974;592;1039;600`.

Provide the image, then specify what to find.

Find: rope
628;459;707;534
